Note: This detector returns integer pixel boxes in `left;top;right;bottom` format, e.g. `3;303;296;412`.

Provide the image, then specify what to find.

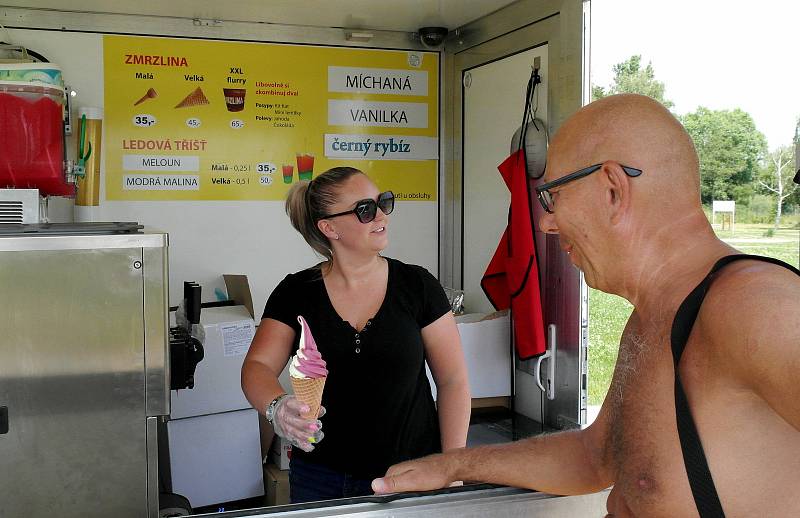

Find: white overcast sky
591;0;798;149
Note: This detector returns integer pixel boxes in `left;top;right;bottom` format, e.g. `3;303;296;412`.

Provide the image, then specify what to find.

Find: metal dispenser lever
535;324;557;400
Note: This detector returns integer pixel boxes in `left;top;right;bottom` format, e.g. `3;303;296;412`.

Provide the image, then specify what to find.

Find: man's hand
372;452;457;494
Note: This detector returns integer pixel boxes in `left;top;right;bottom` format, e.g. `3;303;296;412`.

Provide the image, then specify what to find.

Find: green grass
587;290;631;404
713;224;799;268
587;223;799;405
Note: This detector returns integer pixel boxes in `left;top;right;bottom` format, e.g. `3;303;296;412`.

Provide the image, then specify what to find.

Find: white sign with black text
324;134;438;160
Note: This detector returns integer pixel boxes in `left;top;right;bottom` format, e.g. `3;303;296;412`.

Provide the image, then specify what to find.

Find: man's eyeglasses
321;191;395;223
534;163;642;214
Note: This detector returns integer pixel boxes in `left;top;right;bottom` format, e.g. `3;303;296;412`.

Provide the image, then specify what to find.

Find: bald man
372;94;800;517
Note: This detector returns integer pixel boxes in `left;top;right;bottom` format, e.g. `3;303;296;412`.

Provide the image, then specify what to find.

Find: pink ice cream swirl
289;315;328;379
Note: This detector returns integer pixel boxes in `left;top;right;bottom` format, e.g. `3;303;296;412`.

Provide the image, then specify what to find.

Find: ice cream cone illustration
289;316;327;419
175;87;210;108
134;87;158;106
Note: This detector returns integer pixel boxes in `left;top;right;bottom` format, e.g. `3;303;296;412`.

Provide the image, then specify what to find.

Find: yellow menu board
103;35;439;201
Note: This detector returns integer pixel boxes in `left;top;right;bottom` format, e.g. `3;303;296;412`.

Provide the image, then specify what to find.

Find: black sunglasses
534;163;642;214
321;191;395;223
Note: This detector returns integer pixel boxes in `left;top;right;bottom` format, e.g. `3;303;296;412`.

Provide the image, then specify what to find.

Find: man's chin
567;252;581;268
568;255;591;281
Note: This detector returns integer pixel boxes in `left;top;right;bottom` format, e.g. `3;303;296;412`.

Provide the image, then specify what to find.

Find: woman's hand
272;395;326;452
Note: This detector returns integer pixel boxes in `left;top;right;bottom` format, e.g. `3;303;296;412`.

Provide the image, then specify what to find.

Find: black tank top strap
670;254;800;518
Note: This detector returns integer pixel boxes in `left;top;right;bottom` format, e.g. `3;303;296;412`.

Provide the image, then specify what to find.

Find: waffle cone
291;376;326;419
134;87;158;106
175;87;210;108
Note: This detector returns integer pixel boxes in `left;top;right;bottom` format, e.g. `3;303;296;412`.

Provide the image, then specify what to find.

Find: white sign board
328;99;428;128
712;200;735;212
328;66;428;95
324;134;438;160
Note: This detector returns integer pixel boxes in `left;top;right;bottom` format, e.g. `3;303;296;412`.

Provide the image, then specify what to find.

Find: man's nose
539;212;559;234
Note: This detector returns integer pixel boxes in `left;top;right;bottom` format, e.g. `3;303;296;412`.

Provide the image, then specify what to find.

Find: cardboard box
223;274;255;319
264;461;290;506
269;435;292;471
427;310;511;400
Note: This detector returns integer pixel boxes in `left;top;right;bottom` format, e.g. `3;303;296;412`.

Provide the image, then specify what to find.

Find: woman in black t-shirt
242;167;470;503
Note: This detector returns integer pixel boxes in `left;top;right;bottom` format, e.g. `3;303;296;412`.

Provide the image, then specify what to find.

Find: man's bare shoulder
698;258;800;344
697;258;800;427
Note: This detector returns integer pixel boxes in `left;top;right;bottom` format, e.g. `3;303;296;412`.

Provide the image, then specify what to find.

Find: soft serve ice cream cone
289;316;328;419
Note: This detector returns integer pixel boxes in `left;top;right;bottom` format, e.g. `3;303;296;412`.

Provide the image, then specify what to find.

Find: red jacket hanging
480;149;546;360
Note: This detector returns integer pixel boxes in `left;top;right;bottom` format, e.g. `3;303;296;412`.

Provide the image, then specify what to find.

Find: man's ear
601;161;632;225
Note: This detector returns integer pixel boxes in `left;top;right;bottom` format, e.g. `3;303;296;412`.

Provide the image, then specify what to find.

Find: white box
269;435;292;471
168;408;264;508
427;312;511;400
170;305;255;419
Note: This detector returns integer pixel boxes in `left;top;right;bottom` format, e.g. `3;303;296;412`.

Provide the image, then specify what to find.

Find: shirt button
355;333;360;338
355;339;361;344
366;321;371;326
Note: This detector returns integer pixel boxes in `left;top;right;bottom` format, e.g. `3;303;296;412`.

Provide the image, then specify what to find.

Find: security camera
418;27;448;48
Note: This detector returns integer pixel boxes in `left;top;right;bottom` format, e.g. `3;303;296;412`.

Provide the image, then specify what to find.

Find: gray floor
467;423;510;447
466;412;551;447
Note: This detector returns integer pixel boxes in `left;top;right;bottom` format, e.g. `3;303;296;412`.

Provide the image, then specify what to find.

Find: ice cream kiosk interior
0;1;594;516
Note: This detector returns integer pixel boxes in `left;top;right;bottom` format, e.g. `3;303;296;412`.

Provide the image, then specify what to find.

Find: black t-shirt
262;256;451;479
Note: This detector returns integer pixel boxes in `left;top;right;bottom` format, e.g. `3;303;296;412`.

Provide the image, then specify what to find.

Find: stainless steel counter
193;486;609;518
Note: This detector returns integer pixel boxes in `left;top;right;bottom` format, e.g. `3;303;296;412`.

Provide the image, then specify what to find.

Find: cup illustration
296;153;314;181
223;88;246;112
282;164;294;184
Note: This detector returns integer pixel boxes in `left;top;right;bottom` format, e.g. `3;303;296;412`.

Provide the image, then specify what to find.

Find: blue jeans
289;457;374;504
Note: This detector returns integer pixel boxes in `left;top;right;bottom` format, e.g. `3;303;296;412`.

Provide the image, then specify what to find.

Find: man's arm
372;400;614;495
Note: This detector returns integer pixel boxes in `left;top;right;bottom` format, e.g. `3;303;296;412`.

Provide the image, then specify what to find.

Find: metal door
0;244;148;516
443;0;589;429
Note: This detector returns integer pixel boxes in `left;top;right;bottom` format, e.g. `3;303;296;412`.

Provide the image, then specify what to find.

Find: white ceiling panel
0;0;519;32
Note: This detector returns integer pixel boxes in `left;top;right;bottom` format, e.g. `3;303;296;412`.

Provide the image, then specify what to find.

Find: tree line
593;55;798;227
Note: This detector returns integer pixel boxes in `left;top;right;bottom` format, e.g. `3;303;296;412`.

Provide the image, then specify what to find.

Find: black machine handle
1;406;8;434
183;281;202;327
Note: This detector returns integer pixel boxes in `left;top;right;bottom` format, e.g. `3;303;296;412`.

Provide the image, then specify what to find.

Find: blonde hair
285;167;363;263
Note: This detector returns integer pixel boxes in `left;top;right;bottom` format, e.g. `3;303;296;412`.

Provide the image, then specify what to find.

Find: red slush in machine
0;56;74;198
